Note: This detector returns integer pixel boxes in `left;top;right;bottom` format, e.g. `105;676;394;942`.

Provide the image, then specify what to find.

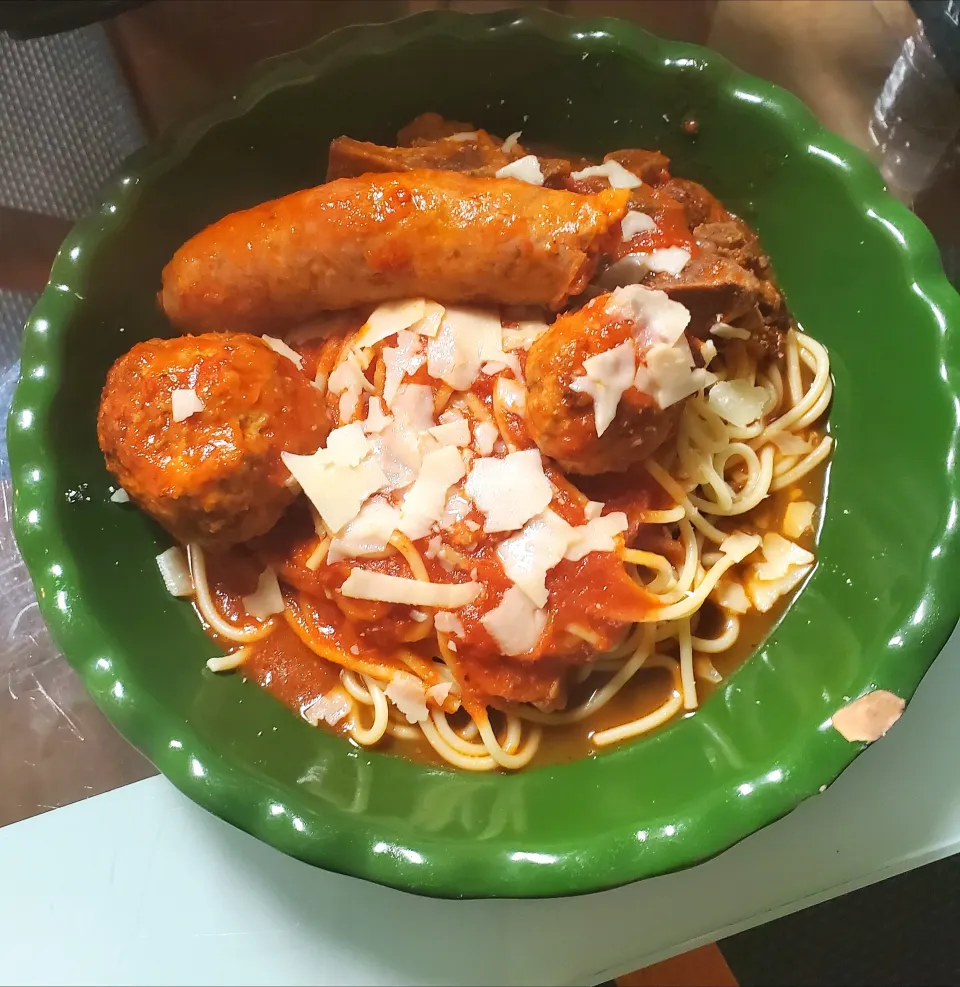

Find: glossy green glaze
9;9;960;898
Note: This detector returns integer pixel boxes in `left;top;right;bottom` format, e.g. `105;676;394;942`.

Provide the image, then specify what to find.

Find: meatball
525;293;681;475
98;332;329;548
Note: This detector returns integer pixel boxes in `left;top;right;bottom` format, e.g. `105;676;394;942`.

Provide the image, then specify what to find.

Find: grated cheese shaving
242;567;285;619
707;379;769;428
428;419;471;447
327;497;400;562
497;510;573;607
621;210;658;240
363;396;393;434
495;154;544;185
398;446;467;540
501;130;522;153
340;570;481;608
480;586;547;656
570;341;636;436
355;299;427;349
328;353;374;422
710;322;752;340
171;388;204;422
753;532;815;582
571;160;642;188
473;421;499;456
465;449;552;533
783;500;816;539
156;546;193;597
434;612;465;638
110;487;130;504
385;675;429;723
303;689;351;727
720;531;762;563
382;330;425;407
261;335;304;370
502;320;549;351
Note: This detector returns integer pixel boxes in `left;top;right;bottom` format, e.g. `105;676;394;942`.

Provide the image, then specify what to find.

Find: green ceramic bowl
10;9;960;898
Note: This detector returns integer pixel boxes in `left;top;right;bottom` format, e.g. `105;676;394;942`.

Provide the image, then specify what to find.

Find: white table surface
2;624;958;987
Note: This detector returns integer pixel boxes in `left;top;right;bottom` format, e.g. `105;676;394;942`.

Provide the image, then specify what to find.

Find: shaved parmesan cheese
498;510;573;607
428;419;471;447
425;535;442;559
439;492;471;530
391;383;435;431
110;487;130;504
243;567;285;619
449;131;478;141
564;511;629;561
570;341;636;436
340;570;481;608
385;675;429;723
707;379;769;428
356;298;427;348
621;210;657;240
383;330;425;407
720;531;762;563
480;586;547;656
427;682;453;705
637;339;716;409
327;497;400;561
398;446;467;540
710;321;751;340
473;421;499;456
427;307;505;391
303;689;351;727
328;354;373;422
501;130;522;153
495;154;544;185
502;320;549;351
411;301;445;338
584;501;603;521
712;576;751;614
312;369;327;394
156;546;193;597
831;690;905;743
434;612;465;638
261;335;304;370
754;533;815;582
410;609;428;622
363;396;393;434
645;247;691;275
571;160;642;189
607;285;690;349
700;339;718;367
465;449;552;533
370;422;421;492
745;563;812;612
321;422;371;466
171;388;204;422
494;377;527;415
771;432;810;456
282;442;387;533
784;500;816;539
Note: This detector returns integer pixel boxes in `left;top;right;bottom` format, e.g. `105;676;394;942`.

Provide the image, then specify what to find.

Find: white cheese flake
363;396;393;434
242;567;285;619
328;353;374;422
480;586;547;656
708;379;769;428
783;501;816;539
355;299;427;349
497;510;573;607
621;210;657;240
340;570;481;608
712;576;751;614
473;421;499;456
261;335;304;370
700;339;718;367
428;419;471;447
753;532;815;582
110;487;130;504
385;675;429;723
584;501;604;521
171;388;204;422
449;131;478;141
282;430;387;533
570;341;636;437
564;511;629;561
426;682;453;705
327;498;400;562
398;446;467;541
156;546;193;597
382;330;425;407
434;612;465;638
303;689;351;727
607;285;690;349
571;160;642;188
501;130;522;153
465;449;552;533
494;377;526;416
502;320;549;351
495;154;544;185
745;563;812;613
391;383;435;431
636;338;716;409
427;307;506;391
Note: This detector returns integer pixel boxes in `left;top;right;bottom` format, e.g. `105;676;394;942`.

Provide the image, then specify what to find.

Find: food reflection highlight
98;114;832;772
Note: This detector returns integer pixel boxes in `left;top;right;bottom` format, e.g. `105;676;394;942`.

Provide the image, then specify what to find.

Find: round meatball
525;294;681;475
98;332;329;548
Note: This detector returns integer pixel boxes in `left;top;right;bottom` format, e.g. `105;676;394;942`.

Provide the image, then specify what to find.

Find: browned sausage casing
160;170;630;334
